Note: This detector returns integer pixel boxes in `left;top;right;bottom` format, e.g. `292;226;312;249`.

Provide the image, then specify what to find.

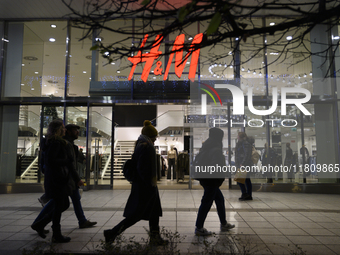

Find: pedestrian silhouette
194;127;235;236
31;120;72;243
104;120;168;245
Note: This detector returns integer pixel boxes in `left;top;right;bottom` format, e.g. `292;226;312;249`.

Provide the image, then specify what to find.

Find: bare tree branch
62;0;340;78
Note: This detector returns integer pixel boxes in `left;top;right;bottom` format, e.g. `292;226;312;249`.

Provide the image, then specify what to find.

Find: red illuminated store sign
128;33;203;82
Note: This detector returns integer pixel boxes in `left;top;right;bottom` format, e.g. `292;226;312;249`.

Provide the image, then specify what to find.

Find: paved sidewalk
1;189;340;254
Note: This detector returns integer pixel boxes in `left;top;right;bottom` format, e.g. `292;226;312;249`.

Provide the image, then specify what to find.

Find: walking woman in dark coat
33;120;73;243
235;132;253;201
104;120;168;245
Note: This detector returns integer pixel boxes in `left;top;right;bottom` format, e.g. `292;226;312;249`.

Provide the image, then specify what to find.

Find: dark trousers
195;186;227;229
33;199;54;224
238;178;252;196
52;195;70;230
33;189;86;226
70;188;87;225
167;158;176;180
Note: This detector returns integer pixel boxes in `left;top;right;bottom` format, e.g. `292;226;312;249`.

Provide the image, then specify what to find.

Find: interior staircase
20;156;38;180
101;140;135;180
19;141;136;181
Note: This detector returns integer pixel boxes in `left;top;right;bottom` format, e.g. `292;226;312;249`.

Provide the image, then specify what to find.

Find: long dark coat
262;147;277;166
43;137;74;199
284;147;294;166
123;135;162;220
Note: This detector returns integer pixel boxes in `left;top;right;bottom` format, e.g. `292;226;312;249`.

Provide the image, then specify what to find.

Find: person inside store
103;120;168;246
284;143;294;182
300;145;310;165
194;127;235;236
31;120;72;243
262;143;277;183
31;124;97;241
235;132;253;201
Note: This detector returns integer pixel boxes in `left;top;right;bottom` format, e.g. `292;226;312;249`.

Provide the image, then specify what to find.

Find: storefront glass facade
1;18;339;191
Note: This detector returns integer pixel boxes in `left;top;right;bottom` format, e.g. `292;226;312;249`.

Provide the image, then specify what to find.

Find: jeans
70;188;87;225
167;158;176;180
33;199;54;224
238;178;252;196
33;189;86;226
195;186;227;229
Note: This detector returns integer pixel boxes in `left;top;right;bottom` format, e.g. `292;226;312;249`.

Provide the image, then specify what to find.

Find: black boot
239;193;247;201
52;225;71;243
31;214;52;239
103;229;118;244
150;226;168;246
243;194;253;201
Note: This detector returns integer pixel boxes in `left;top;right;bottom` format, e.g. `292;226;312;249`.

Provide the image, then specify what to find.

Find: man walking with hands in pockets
194;127;235;236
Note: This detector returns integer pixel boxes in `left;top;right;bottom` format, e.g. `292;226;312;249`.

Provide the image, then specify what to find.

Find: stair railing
101;139;118;179
20;156;38;179
19;139;40;175
150;110;184;134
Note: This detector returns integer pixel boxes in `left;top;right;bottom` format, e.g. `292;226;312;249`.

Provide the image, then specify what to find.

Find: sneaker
79;220;97;229
220;223;235;231
195;227;212;236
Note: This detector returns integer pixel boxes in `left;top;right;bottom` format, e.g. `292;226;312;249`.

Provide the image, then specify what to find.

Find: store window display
167;145;177;181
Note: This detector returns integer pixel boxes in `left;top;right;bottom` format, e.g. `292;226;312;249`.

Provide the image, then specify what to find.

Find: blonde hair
46;119;66;144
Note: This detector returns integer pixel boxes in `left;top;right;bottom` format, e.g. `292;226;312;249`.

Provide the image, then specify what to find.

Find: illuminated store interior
1;15;340;193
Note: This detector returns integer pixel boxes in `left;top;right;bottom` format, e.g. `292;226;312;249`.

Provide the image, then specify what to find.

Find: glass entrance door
88;106;113;188
65;105;113;189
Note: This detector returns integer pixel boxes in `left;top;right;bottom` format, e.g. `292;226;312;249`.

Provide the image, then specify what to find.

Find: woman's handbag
234;168;247;184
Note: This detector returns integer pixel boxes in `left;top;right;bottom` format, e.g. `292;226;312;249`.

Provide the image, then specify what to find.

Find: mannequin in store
284;143;294;182
167;145;177;180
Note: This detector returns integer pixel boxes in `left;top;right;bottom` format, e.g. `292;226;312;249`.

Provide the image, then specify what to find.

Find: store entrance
67;105;116;190
15;102;329;192
16;104;120;190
